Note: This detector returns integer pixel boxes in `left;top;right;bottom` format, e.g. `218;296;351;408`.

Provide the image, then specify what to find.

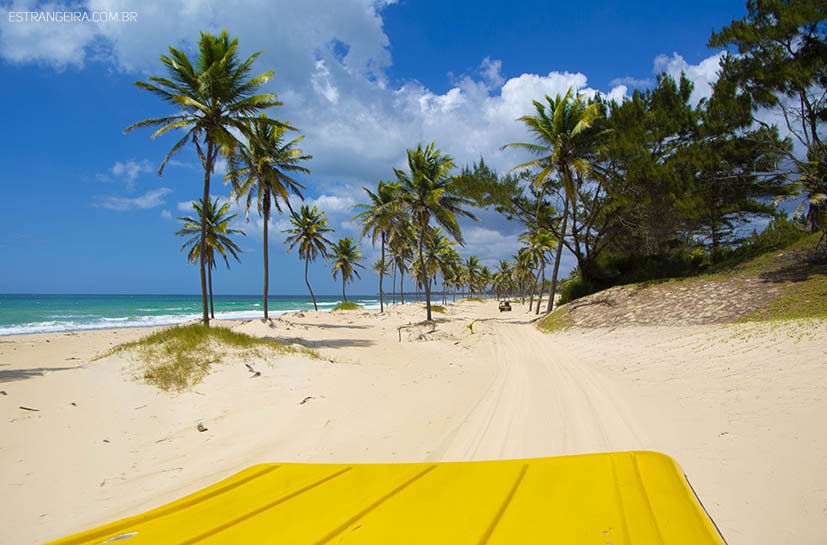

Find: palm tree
373;258;391;304
521;228;557;314
387;219;415;305
396;143;477;321
503;87;604;313
284;205;332;310
479;266;492;296
514;248;536;304
439;246;463;304
127;31;282;326
354;181;401;313
417;227;455;304
329;238;365;302
227;116;311;320
493;259;514;300
465;256;482;296
176;198;244;318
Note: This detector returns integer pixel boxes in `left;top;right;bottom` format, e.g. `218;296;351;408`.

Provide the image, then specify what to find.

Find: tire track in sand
430;316;646;460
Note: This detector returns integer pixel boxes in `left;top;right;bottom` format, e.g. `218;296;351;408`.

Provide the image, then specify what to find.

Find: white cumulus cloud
95;187;171;210
653;52;725;104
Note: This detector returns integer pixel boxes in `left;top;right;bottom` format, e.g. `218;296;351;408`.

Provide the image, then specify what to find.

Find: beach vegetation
710;0;826;238
744;273;827;321
460;71;797;306
536;306;573;333
227;116;311;320
126;30;282;326
111;324;309;391
176;198;244;319
284;205;333;310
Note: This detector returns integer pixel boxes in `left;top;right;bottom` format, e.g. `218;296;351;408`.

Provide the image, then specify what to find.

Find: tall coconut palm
521;228;557;314
127;31;283;326
227;116;311;320
503;87;604;313
329;238;364;302
396;143;477;321
176;198;244;318
354;181;401;313
284;205;332;310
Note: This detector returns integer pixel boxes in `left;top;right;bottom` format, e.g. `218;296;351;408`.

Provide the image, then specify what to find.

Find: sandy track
429;316;645;460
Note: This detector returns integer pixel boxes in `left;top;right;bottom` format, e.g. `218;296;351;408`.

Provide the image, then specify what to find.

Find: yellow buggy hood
47;451;726;545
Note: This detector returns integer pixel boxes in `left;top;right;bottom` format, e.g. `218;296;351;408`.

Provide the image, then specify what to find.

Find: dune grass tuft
332;301;363;311
110;324;311;391
427;305;447;314
537;306;573;333
459;297;485;303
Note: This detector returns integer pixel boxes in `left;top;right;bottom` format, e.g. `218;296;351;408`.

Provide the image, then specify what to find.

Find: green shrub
558;274;593;304
332;301;363;311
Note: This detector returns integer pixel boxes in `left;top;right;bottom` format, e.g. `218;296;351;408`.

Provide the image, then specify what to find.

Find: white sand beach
1;301;826;545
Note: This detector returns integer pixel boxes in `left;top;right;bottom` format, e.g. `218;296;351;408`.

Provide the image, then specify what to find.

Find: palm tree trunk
536;259;546;315
379;234;385;313
199;142;214;326
392;261;397;305
208;264;215;319
529;273;538;312
263;208;269;321
342;275;347;302
418;229;432;321
305;258;318;311
547;200;569;314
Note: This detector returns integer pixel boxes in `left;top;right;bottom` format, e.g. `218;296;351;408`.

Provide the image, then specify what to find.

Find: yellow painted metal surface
46;451;726;545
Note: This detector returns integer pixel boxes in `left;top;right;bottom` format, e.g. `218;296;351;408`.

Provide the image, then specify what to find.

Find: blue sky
0;0;747;295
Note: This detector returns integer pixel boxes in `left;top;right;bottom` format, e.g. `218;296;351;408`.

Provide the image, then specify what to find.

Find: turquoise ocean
0;294;380;336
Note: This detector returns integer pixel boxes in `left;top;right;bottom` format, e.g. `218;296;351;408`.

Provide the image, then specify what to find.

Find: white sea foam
0;299;382;336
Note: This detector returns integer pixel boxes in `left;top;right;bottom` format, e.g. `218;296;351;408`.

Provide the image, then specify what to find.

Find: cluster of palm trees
128;30;603;324
127;31;294;325
354;143;483;321
129;30;371;323
489;231;557;314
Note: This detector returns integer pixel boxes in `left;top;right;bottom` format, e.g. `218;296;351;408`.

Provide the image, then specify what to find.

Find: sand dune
1;301;825;544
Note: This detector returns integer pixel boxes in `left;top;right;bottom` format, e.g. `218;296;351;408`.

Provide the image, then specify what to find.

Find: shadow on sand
272;336;375;350
0;366;80;383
